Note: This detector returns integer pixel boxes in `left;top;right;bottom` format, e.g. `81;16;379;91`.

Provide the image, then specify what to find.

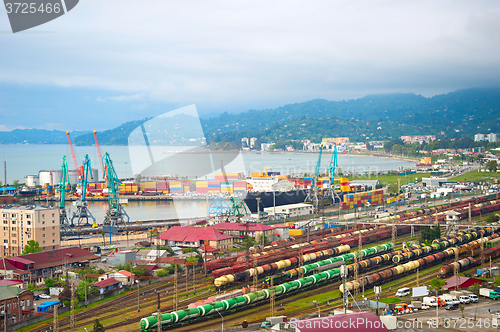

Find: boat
243;189;309;213
17;187;38;197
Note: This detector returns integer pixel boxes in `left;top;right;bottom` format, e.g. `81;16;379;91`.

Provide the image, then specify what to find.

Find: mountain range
1;88;499;146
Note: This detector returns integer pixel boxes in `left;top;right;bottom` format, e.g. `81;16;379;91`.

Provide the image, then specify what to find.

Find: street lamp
215;308;224;332
313;300;320;317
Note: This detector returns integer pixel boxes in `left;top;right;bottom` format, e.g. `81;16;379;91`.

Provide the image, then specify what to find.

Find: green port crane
58;156;71;234
71;154;96;227
220;161;248;216
103;152;130;228
326;145;341;203
305;145;323;208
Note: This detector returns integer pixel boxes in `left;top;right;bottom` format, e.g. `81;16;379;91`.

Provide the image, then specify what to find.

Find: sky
1;0;500;131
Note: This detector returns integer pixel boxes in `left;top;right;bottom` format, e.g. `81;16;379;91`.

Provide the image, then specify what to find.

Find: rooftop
157;226;233;242
94;277;121;289
211;222;274;232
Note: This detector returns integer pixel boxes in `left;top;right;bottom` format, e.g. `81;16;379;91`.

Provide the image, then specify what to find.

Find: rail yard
14;193;500;332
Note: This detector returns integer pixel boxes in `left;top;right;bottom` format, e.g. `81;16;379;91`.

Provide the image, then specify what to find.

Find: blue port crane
103;152;130;228
305;145;323;208
220;161;248;216
58;156;72;234
71;154;96;227
326;145;341;204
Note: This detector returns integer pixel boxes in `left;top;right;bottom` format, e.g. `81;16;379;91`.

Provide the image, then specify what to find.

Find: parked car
33;295;40;301
445;303;458;310
39;294;51;299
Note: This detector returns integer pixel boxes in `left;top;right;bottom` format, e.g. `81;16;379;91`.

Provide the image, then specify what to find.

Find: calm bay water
2;144;415;221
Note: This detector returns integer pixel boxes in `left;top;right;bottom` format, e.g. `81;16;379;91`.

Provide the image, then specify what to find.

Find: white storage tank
38;169;61;186
25;175;39;187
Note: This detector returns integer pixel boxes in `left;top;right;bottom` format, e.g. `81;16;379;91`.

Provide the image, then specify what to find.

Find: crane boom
103;152;129;227
66;131;81;179
93;130;104;177
71;154;96;226
328;145;337;186
59;156;71;233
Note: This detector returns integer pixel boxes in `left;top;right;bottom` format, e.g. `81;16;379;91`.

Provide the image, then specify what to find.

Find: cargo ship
243;189;309;213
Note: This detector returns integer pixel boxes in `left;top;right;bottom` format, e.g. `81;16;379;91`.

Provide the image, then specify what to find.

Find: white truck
411;301;429;310
423;296;437;307
479;288;500;300
461;290;478;303
441;294;460;305
450;291;471;304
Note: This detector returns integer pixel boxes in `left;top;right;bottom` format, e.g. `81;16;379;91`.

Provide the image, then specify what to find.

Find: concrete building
422;177;448;187
246;178;293;192
488;133;497;143
0;287;34;328
241;137;249;147
474;133;485;142
250;137;257;148
155;226;233;249
443;276;482;290
322;137;350;145
264;203;313;218
261;142;273;151
400;135;436;144
107;250;137;266
98;270;135;287
211;222;274;243
0;206;60;257
94;277;123;295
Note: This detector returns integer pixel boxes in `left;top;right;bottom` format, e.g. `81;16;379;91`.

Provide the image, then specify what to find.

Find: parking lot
396;299;500;331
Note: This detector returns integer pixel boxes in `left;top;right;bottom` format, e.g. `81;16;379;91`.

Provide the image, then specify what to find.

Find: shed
444;276;482;290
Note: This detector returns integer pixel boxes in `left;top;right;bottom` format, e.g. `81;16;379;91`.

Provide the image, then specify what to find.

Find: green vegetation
22;240;42;254
420;225;441;244
430;278;445;291
93;319;105;332
449;169;500;183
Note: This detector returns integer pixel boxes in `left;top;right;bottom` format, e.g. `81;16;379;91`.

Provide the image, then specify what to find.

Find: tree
486;160;498;172
22;240;42;254
93;318;105;332
430;278;445;292
459;304;465;318
45;277;55;290
487;214;499;223
12;180;20;188
156;269;168;277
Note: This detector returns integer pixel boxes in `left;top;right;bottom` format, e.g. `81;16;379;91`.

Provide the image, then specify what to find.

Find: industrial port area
3;2;500;331
3;137;500;332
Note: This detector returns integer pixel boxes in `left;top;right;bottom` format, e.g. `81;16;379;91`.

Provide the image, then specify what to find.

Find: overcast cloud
1;0;500;130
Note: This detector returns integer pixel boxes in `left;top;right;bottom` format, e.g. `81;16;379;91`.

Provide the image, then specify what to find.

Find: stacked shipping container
340;190;384;210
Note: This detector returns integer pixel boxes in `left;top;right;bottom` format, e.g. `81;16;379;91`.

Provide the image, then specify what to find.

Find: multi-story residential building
322;137;350;145
0;206;60;257
400;135;436;144
474;133;485;142
487;133;497;143
250;137;257;148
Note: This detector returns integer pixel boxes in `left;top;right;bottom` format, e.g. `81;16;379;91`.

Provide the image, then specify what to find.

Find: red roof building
444;276;482;290
0;247;99;287
155;226;233;249
211;222;275;243
93;277;123;294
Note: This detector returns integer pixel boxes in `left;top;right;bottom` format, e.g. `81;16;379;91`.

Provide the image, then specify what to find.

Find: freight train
439;243;500;277
339;227;497;294
140;243;393;331
212;225;413;287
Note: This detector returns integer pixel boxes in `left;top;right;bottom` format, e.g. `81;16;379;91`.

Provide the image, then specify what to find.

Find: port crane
71;154;96;227
305;145;323;208
103;152;130;228
325;145;341;203
58;156;72;234
220;161;248;216
66;131;81;179
93;130;104;176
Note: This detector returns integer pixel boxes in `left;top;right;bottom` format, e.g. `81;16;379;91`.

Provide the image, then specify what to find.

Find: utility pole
411;225;414;238
84;276;87;306
157;293;162;332
454;247;459;291
481;232;485;267
174;264;178;311
53;300;58;332
4;300;7;332
193;263;196;295
469;203;471;224
138;277;141;312
185;266;189;298
70;283;75;330
253;256;257;290
341;265;348;314
270;276;275;317
417;269;419;287
392;224;397;248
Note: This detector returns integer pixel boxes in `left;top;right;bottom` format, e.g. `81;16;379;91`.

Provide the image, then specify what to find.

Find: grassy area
378;297;402;304
449;169;500;183
347;172;433;187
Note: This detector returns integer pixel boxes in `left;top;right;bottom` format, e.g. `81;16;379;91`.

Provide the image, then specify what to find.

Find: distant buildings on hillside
475;133;497;142
400;135;436;144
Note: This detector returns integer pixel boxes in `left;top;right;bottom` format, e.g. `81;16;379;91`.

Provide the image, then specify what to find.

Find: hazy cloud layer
1;1;500;129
